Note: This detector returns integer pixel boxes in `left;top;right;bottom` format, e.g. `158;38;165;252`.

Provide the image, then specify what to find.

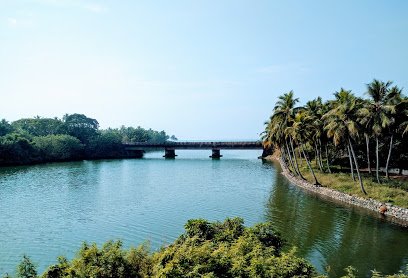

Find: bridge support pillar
164;148;177;158
210;149;222;159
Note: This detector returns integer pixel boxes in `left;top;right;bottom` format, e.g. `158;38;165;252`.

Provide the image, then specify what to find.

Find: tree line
262;79;408;194
0;114;177;166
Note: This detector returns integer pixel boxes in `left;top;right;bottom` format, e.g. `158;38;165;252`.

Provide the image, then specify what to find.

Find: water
0;150;407;276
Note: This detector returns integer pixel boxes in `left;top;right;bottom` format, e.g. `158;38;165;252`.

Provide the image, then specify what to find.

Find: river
0;150;407;276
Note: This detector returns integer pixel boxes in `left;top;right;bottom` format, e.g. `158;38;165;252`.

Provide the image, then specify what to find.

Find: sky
1;1;407;140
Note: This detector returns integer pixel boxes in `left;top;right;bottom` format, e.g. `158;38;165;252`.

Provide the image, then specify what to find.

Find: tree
323;89;367;194
33;135;84;161
271;91;304;178
63;114;99;144
359;79;396;183
12;118;66;137
0;119;13;136
290;111;321;185
16;255;37;278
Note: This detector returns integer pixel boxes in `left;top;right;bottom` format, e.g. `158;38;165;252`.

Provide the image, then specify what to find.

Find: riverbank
263;155;408;227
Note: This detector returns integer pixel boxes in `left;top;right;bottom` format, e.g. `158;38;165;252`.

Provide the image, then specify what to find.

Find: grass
292;160;408;209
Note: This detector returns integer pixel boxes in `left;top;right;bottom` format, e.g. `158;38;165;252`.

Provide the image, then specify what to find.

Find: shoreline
263;155;408;227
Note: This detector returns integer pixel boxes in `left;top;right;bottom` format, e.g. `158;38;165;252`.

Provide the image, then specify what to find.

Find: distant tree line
262;79;408;193
0;114;177;166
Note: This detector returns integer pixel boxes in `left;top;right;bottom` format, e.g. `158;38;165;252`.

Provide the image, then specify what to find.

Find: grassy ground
293;161;408;208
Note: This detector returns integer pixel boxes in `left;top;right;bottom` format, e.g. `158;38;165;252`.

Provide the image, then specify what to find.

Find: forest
262;79;408;199
0;113;176;166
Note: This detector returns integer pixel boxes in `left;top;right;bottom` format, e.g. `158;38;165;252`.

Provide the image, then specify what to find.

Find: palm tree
291;111;321;185
305;98;325;172
359;79;396;183
271;91;305;178
384;86;403;179
323;89;367;194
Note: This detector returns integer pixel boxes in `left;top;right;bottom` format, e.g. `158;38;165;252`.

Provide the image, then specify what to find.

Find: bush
33;135;83;162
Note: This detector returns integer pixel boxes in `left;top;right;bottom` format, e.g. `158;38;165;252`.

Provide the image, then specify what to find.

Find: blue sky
1;1;407;139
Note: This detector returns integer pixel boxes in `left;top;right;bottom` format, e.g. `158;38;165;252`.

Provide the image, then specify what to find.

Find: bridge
122;141;264;158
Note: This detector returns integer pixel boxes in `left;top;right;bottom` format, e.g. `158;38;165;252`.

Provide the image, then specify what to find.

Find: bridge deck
123;141;263;150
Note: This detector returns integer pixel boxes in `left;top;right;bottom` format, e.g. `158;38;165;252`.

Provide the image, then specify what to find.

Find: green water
0;150;407;276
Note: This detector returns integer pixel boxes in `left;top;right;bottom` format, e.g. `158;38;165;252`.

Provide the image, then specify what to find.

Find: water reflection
264;160;408;277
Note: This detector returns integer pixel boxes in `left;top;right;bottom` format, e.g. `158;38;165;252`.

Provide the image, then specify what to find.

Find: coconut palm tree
270;91;305;178
290;111;321;185
323;89;367;194
359;79;396;183
383;86;403;179
305;97;327;172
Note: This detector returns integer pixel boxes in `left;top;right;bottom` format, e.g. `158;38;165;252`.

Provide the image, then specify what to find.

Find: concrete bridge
123;141;264;158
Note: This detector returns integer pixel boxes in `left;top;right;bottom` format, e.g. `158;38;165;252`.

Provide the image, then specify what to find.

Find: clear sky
1;1;407;140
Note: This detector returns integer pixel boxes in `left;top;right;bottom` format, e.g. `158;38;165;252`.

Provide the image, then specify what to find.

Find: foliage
5;220;408;277
262;79;408;197
86;129;123;159
0;119;13;136
0;114;175;166
0;133;38;165
12;118;66;137
4;219;315;278
33;135;83;161
16;255;37;278
62;114;99;144
153;218;312;277
118;126;170;143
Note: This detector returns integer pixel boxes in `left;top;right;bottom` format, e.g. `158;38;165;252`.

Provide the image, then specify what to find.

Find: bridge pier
164;148;177;158
210;149;222;159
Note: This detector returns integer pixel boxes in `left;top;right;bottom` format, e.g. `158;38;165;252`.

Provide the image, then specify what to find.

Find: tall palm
359;79;396;182
271;91;304;177
305;97;326;172
323;89;367;194
383;86;403;178
290;111;321;185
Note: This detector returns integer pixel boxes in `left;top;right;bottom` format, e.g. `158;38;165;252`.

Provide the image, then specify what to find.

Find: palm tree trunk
347;144;355;181
376;136;381;184
281;147;292;173
290;137;306;180
280;147;287;167
315;143;323;172
318;139;325;172
365;134;371;175
285;141;297;175
298;148;303;166
348;137;367;195
385;134;394;179
325;144;331;173
300;143;321;186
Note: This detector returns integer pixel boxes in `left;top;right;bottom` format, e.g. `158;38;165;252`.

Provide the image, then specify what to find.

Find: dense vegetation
262;79;408;206
0;114;176;166
6;218;408;278
5;218;317;278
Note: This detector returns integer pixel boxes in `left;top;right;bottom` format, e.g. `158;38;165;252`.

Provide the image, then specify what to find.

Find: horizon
1;1;407;139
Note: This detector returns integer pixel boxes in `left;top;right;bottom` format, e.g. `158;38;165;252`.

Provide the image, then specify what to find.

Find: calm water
0;150;407;276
